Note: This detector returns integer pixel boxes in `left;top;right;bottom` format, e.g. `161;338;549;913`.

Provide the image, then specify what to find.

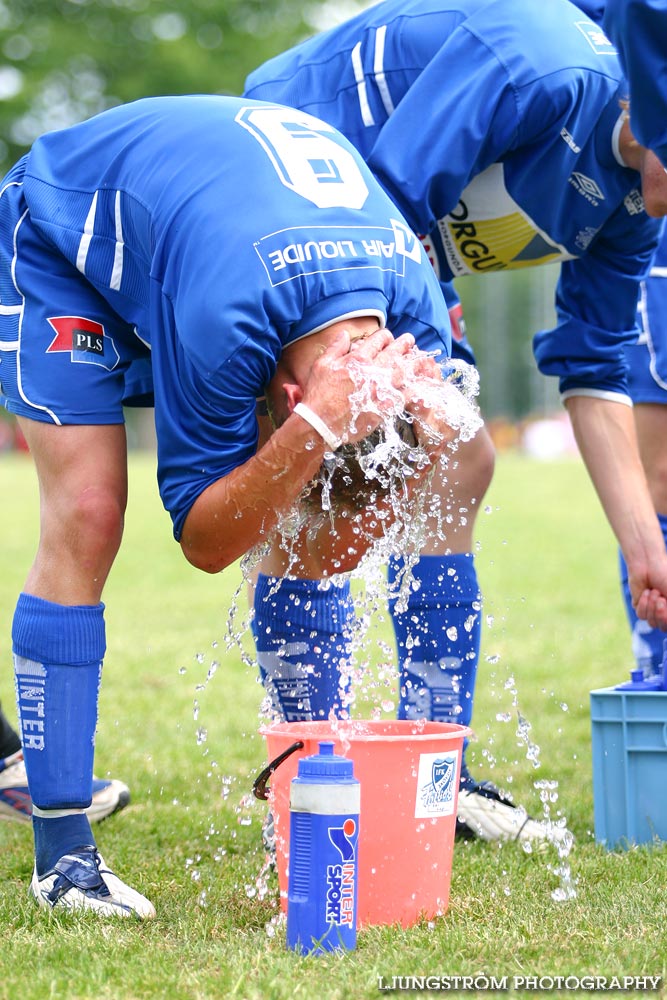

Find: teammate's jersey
570;0;607;21
3;95;450;536
570;0;667;403
603;0;667;167
245;0;662;401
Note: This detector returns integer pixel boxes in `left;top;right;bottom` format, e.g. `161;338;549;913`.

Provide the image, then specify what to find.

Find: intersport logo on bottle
325;817;357;927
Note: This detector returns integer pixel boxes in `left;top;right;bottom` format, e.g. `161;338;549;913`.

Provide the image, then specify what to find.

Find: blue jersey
571;0;608;20
0;95;450;537
571;0;667;402
603;0;667;167
245;0;662;402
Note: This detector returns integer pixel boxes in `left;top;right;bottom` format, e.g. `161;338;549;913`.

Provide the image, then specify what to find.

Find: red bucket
257;719;468;928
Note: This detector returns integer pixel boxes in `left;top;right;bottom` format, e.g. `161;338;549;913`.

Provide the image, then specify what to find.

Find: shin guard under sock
13;594;104;875
252;574;355;721
12;593;105;809
389;553;482;728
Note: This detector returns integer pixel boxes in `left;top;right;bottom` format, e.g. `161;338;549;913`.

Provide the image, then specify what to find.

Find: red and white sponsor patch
46;316;105;354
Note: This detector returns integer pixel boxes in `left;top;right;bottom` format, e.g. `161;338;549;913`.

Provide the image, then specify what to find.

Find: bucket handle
252;740;305;800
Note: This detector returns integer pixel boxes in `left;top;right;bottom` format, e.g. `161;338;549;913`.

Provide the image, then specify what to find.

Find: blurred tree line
0;0;559;432
0;0;325;173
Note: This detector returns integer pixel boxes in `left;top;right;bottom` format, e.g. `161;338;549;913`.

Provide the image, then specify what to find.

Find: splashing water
295;350;483;565
230;348;485;736
265;911;286;939
489;672;576;900
177;346;573;913
534;778;577;902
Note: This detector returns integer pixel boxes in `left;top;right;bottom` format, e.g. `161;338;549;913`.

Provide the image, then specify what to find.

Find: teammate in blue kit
620;237;667;675
0;94;460;917
603;0;667;167
245;0;667;842
571;1;667;677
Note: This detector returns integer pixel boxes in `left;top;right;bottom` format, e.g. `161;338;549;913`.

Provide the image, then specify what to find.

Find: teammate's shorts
0;163;150;425
626;274;667;405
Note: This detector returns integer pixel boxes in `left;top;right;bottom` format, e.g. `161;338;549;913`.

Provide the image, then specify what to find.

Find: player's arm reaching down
565;393;667;629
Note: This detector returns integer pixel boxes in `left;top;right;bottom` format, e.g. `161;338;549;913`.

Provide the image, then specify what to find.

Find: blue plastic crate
590;686;667;849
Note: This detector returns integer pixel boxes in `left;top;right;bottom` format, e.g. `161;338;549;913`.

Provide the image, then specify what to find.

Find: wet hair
301;416;424;514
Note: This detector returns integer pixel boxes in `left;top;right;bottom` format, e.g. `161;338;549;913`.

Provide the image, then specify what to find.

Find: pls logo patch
46;316;119;370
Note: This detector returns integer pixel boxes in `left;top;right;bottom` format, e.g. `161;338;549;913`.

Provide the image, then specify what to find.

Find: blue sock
388;554;482;730
251;574;355;721
12;593;105;874
31;814;96;875
618;513;667;676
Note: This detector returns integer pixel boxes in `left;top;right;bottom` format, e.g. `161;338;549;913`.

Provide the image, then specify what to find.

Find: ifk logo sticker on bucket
415;751;459;818
326;818;358;928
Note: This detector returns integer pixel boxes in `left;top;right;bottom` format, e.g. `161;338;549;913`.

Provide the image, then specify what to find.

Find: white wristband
293;402;342;451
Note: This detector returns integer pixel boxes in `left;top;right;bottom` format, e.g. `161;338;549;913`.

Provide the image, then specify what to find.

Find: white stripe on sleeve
76;191;98;275
110;190;124;291
373;25;395;117
351;41;374;127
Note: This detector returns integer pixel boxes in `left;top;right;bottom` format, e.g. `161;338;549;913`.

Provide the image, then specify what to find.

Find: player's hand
301;328;417;444
628;550;667;630
634;587;667;630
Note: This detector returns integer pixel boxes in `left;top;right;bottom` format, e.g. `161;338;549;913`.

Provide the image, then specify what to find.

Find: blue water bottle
286;741;360;955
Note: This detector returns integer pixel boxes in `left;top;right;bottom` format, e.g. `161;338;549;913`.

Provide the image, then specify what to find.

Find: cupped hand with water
392;348;483;469
299;327;418;446
399;351;459;462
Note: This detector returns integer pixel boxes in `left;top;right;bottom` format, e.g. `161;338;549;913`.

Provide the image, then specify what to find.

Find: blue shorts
0;170;150;425
626;273;667;405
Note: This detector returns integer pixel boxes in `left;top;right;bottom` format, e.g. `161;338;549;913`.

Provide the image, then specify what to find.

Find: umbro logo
568;172;605;206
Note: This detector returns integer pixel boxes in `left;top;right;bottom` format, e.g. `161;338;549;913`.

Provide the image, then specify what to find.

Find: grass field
0;449;665;1000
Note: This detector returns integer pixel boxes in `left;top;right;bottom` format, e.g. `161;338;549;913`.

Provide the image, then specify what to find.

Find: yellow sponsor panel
436;163;572;276
443;211;565;274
